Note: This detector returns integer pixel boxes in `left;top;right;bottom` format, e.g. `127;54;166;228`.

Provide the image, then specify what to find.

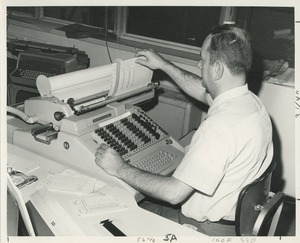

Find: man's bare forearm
116;163;191;205
161;60;210;104
135;49;210;104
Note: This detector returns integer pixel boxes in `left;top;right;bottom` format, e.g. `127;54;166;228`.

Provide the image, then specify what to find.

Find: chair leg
252;192;285;236
268;200;284;236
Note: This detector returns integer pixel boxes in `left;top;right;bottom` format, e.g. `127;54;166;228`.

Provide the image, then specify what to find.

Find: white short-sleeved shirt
172;84;273;222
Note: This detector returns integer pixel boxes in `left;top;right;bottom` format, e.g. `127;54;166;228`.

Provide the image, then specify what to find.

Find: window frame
7;6;236;56
115;7;235;55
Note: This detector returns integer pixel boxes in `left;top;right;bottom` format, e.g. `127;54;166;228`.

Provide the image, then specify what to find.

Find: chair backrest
235;160;284;236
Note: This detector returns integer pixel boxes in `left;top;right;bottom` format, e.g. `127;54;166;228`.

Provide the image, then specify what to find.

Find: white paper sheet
72;192;128;217
7;153;40;174
30;188;85;236
109;58;153;97
44;169;106;194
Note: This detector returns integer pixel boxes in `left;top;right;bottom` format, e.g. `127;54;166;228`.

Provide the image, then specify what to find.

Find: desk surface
7;143;205;238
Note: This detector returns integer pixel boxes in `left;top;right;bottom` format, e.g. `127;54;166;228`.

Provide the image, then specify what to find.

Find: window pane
236;7;294;68
7;7;36;16
43;7;115;30
126;7;222;47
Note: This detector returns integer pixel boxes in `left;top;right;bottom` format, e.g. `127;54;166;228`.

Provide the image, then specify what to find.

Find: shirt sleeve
173;122;230;196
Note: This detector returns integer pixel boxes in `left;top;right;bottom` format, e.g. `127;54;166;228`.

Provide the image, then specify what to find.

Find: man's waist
214;219;235;226
179;210;235;226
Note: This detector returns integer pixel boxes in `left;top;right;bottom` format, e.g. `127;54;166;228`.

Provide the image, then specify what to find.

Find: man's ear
214;60;224;81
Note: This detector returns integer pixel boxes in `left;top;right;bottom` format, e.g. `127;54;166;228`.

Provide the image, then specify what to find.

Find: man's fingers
96;143;119;157
96;143;108;157
100;143;109;149
95;150;102;158
135;59;147;67
135;49;148;57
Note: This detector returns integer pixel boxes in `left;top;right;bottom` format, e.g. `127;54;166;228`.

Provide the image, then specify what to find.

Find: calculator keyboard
92;108;184;175
92;109;169;159
132;149;177;173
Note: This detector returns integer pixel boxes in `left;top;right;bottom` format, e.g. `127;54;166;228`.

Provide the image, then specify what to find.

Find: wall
6;21;296;197
258;83;295;196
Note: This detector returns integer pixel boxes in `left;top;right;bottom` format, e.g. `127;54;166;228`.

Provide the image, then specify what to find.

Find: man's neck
213;74;246;99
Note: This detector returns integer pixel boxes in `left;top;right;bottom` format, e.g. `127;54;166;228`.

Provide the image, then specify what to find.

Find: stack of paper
44;169;106;194
72;192;128;217
267;68;295;87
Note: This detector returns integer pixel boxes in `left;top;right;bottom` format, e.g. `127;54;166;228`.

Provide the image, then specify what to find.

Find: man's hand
95;143;127;177
95;145;193;205
135;49;167;70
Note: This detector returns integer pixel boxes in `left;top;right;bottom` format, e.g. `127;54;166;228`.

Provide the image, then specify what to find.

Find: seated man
95;24;273;236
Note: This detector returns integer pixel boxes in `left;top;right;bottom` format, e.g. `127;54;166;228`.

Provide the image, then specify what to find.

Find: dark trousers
138;199;236;236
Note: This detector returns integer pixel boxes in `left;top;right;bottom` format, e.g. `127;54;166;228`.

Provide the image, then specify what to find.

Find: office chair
235;161;286;236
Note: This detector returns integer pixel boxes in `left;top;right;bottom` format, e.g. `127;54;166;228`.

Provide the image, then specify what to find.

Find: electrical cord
7;106;39;124
105;6;113;63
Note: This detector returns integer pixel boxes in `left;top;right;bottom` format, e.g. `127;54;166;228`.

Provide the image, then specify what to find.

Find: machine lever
31;123;58;145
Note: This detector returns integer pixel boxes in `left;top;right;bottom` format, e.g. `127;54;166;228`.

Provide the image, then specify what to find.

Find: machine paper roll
37;64;116;101
36;58;153;104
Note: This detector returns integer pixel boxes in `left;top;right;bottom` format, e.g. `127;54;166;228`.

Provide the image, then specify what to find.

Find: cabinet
143;88;205;140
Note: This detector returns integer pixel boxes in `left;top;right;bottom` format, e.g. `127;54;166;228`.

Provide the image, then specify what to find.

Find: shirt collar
207;84;249;117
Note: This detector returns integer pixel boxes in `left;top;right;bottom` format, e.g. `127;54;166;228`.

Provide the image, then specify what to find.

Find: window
235;7;294;68
7;6;228;53
126;7;222;48
43;7;115;31
7;7;36;17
